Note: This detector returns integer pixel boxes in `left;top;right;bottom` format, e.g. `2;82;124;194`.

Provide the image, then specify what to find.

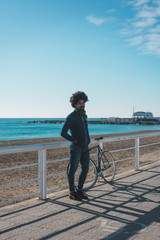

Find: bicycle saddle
95;136;103;141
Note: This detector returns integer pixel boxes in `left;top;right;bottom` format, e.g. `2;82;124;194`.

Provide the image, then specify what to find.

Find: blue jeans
67;144;90;192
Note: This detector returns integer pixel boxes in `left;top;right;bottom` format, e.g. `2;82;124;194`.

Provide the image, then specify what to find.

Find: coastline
0;129;160;147
1;118;160;141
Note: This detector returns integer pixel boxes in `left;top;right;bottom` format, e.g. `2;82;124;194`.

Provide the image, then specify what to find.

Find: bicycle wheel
82;159;98;191
101;151;115;182
71;158;97;191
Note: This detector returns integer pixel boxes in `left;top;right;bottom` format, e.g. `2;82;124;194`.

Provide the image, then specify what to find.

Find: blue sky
0;0;160;118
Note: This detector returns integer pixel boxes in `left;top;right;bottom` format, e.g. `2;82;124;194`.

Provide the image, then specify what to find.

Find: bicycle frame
89;144;105;172
85;138;115;189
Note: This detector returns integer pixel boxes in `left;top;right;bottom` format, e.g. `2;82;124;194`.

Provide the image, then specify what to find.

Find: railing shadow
0;164;159;240
101;205;160;240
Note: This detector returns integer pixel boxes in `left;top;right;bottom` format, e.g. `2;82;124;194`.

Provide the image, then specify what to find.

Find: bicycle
72;136;116;191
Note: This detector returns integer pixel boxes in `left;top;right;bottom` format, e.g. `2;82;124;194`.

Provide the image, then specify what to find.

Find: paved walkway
0;163;160;240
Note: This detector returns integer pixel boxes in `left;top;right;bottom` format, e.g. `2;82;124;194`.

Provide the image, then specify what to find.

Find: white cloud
145;32;160;53
153;0;160;5
125;0;150;7
121;0;160;55
86;15;111;26
120;26;144;35
133;17;157;27
106;9;117;13
136;5;160;18
128;35;145;45
150;24;160;32
132;0;151;7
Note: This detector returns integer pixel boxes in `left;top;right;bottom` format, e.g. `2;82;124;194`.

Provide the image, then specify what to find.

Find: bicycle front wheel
82;159;98;191
101;151;115;183
67;158;97;191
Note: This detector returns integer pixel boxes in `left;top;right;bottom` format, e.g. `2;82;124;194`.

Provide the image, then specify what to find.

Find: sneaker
69;191;82;201
77;190;89;200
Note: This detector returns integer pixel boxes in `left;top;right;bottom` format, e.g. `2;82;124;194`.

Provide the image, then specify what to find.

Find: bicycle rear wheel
101;151;115;182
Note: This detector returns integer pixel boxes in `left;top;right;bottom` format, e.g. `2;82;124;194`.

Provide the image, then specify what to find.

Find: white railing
0;132;160;206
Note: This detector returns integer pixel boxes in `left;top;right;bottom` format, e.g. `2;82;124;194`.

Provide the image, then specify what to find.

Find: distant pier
27;119;160;125
27;120;110;124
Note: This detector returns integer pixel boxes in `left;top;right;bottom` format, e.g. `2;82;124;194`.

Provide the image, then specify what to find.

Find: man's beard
77;108;86;116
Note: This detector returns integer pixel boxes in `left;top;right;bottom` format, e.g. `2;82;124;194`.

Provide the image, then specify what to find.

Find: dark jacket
61;109;90;147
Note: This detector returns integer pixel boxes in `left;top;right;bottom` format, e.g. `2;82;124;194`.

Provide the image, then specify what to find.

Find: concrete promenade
0;163;160;240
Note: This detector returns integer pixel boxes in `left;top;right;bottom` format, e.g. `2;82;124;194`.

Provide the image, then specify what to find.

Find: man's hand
73;139;78;145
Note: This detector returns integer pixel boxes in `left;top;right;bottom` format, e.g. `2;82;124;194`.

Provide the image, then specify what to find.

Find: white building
107;117;117;123
155;117;160;122
133;111;154;119
107;117;134;124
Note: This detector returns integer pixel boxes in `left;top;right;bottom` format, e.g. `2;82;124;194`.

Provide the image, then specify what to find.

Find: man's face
75;99;85;110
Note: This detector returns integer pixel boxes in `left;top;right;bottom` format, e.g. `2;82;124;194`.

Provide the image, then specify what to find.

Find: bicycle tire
82;159;98;191
67;158;98;191
100;151;115;182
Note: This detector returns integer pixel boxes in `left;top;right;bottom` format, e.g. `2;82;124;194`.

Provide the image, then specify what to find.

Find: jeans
67;144;90;192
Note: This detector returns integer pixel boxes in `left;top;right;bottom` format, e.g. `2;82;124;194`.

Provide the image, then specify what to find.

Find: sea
0;118;160;141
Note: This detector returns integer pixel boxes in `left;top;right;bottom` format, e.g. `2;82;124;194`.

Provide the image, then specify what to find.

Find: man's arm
61;116;76;142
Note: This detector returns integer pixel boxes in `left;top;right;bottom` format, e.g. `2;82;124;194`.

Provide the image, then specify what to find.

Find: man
61;91;90;201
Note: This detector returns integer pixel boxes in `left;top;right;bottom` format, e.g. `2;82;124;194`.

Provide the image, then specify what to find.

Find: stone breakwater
27;120;160;125
27;120;108;124
28;120;65;124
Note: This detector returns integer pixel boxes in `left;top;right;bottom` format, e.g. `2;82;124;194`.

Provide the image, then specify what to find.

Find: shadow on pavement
0;164;159;240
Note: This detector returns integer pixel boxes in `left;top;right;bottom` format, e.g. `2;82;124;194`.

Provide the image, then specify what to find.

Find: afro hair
70;91;89;108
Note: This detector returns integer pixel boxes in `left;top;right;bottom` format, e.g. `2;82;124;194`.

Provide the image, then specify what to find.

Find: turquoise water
0;118;160;141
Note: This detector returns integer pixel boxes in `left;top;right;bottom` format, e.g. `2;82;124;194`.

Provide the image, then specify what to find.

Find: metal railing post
38;149;47;199
135;137;140;170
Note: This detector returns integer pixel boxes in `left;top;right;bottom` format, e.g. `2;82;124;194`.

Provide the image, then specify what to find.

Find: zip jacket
61;109;90;147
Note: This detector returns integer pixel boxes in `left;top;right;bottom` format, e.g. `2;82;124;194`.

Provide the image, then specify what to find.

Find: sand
0;130;160;206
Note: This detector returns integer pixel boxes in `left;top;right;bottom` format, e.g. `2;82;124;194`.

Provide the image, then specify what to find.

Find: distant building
155;117;160;122
107;117;117;123
116;118;133;124
133;111;154;119
107;117;133;124
104;111;159;125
